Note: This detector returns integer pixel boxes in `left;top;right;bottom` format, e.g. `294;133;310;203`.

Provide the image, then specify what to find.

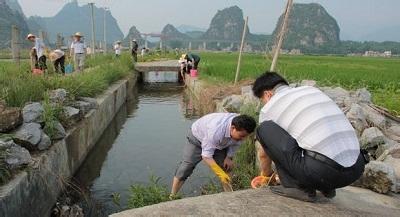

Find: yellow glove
210;162;231;184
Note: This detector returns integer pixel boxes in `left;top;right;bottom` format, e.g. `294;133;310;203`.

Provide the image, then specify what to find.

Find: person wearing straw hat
170;113;256;199
26;34;47;72
114;41;122;58
49;49;65;75
70;32;86;72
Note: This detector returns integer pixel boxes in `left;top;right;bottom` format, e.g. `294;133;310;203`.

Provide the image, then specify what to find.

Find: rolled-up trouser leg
174;135;202;181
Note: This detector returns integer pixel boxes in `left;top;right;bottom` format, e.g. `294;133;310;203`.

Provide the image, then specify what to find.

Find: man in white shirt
70;32;86;72
253;72;366;202
26;34;47;71
114;41;122;57
170;113;256;198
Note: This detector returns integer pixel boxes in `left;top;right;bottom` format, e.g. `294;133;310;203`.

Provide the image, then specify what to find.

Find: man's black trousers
256;121;365;192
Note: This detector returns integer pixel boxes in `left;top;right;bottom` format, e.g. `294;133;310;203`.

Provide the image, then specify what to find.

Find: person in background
114;41;122;58
131;39;139;62
29;47;38;70
70;32;86;72
26;34;47;72
170;113;256;198
183;53;201;70
49;49;65;75
252;72;366;202
141;47;146;58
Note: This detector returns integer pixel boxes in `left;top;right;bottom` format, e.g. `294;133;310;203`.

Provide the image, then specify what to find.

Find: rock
289;83;299;88
241;85;252;95
346;104;368;134
0;106;22;133
4;141;32;170
77;97;98;109
221;95;243;113
59;204;84;217
376;142;400;160
355;88;372;104
360;127;386;149
353;161;395;194
63;106;81;122
22;102;44;123
71;101;94;116
386;125;400;142
360;105;386;128
38;132;51;150
13;123;42;150
383;156;400;192
49;89;67;103
323;87;350;107
51;121;67;140
300;80;317;87
0;100;5;112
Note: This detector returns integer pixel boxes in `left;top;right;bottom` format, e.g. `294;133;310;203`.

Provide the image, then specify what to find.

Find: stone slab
111;187;400;217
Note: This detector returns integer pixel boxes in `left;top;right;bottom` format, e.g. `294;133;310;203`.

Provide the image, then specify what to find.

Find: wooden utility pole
270;0;293;72
234;16;249;85
103;7;107;54
89;2;96;55
11;25;20;64
56;33;63;49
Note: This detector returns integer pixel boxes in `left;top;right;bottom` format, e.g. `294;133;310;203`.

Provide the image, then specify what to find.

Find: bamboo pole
11;25;20;65
270;0;293;72
234;16;249;85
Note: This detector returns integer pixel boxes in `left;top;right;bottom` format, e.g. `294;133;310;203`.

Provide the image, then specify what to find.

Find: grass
199;52;400;115
0;53;133;107
127;175;171;209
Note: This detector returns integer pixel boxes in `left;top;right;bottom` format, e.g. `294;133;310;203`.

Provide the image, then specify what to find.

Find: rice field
199;52;400;115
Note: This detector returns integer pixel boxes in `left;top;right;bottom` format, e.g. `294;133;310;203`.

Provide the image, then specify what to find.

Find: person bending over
170;113;256;198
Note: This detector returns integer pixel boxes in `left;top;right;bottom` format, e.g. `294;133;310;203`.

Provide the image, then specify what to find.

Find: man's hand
223;157;234;171
203;157;231;184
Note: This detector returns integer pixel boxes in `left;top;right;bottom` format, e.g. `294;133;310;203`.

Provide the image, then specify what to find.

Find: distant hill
176;25;206;33
185;31;204;39
5;0;23;15
27;1;124;45
0;0;30;48
162;24;191;40
202;5;251;42
272;3;340;50
122;26;144;47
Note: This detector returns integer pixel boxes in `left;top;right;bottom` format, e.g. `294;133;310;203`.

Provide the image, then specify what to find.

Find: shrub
127;175;170;209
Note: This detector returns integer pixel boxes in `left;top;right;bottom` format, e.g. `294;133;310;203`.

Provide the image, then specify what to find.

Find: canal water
73;84;211;216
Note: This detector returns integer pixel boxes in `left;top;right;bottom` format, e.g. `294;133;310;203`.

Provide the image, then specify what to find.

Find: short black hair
252;72;289;98
231;115;256;134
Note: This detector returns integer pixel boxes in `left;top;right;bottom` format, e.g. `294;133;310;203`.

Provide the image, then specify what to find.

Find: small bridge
135;60;181;83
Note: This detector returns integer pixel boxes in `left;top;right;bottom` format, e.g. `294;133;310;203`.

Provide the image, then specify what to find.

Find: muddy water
73;84;211;216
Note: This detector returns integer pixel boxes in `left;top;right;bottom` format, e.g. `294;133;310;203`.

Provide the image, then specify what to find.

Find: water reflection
73;84;209;216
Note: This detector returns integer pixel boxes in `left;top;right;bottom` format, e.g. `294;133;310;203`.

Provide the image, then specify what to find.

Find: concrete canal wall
0;74;138;217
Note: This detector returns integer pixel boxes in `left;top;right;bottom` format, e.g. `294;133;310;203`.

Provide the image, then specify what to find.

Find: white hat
26;34;36;40
74;32;83;37
116;40;121;44
132;39;137;42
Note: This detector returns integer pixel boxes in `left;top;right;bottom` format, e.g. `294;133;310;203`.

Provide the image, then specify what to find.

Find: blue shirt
191;113;241;158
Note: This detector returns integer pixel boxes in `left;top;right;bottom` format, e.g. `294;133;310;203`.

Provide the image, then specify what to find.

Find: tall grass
199;52;400;115
0;54;133;107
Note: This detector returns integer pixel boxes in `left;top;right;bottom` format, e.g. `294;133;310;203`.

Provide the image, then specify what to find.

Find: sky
17;0;400;41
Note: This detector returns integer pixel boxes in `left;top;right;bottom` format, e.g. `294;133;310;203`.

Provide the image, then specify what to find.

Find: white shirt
259;85;360;167
53;49;64;58
114;44;122;55
191;113;242;158
34;38;45;58
70;40;87;54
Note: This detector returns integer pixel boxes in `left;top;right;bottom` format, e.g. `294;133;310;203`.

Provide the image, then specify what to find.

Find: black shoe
270;186;316;202
321;189;336;199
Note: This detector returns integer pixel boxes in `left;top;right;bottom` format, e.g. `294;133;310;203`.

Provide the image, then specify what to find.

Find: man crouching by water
170;113;256;198
253;72;367;202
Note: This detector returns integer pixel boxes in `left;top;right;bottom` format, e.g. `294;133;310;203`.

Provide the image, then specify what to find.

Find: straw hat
116;40;121;44
74;32;83;37
132;39;137;42
26;34;36;40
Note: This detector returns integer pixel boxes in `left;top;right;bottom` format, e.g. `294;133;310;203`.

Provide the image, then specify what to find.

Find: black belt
304;150;345;171
76;53;84;54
